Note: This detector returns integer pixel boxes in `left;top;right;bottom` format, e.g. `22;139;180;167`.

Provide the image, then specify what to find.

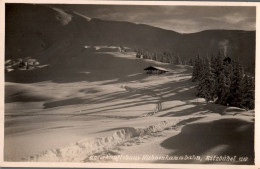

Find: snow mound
27;119;184;162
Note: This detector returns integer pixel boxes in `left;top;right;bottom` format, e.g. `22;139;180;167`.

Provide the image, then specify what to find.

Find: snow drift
27;119;184;162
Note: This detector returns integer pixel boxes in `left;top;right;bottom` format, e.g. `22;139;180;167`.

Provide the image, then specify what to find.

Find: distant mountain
5;4;255;74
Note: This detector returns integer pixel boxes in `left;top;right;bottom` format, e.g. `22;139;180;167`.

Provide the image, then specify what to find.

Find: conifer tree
188;58;194;66
213;57;232;106
196;56;205;97
192;54;202;82
217;68;231;105
196;57;215;102
241;75;255;109
229;60;244;107
214;51;225;100
210;55;217;74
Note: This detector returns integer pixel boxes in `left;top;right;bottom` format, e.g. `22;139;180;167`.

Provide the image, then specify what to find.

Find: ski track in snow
27;118;190;162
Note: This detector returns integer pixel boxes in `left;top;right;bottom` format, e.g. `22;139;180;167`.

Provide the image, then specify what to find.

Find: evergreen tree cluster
192;53;255;110
135;49;193;65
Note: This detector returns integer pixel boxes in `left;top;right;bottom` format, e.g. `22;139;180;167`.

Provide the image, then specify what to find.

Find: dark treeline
135;49;194;66
192;53;255;110
135;49;254;110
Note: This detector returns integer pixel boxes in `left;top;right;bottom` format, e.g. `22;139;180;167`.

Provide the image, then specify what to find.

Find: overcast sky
52;4;256;33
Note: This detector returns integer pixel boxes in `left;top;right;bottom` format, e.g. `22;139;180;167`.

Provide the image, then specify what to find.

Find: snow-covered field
4;49;254;164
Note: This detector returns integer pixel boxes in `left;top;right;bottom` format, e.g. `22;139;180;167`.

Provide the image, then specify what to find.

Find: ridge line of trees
135;49;193;65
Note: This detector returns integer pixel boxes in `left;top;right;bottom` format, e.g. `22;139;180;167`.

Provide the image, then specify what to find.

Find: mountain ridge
5;4;255;74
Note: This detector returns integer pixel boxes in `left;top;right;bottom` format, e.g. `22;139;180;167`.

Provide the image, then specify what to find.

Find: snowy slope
5;50;254;164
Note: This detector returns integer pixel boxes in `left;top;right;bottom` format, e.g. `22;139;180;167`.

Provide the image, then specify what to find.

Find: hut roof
144;66;169;72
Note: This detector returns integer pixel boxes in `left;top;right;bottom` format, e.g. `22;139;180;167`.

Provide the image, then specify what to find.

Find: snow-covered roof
144;66;169;72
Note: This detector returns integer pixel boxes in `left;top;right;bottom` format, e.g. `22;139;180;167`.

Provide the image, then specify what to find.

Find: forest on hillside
135;49;255;110
192;53;254;110
135;49;190;65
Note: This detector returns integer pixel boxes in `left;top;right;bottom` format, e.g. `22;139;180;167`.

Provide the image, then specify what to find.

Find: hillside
5;50;254;163
5;4;255;81
4;4;255;164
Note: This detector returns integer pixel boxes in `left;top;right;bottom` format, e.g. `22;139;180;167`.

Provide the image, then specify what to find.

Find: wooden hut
144;66;168;74
223;57;232;64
